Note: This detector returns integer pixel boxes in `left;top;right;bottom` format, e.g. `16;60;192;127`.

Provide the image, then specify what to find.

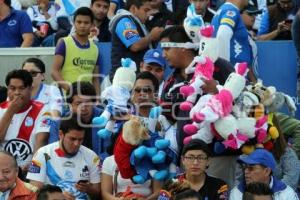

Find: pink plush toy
179;26;215;111
183;62;249;145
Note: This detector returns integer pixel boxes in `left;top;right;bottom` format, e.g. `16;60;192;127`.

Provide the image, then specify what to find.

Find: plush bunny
183;62;249;144
92;58;136;139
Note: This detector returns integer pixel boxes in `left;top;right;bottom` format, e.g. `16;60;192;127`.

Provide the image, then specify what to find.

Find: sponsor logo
123;29;138;40
7;20;17;26
80;165;89;179
4;139;32;162
28;160;41;173
226;10;236;17
63;161;75;168
72;58;96;69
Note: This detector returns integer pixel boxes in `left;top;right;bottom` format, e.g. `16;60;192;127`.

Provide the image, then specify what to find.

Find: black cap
244;0;262;15
181;139;212;157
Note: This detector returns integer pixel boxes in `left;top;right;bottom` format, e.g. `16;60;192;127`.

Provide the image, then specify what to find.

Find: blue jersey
212;3;251;65
115;17;141;48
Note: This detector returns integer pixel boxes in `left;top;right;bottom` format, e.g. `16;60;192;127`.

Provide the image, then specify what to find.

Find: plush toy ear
284;94;297;116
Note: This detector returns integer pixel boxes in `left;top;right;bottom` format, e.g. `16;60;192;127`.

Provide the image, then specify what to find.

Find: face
253;195;273;200
161;37;185;69
71;95;94;123
37;0;49;5
59;129;85;156
278;0;293;11
22;62;44;89
242;164;271;185
181;150;209;176
241;12;255;29
131;79;156;108
74;15;93;37
48;192;66;200
140;63;164;83
0;154;18;193
7;79;31;106
132;2;151;24
189;0;209;15
91;0;109;21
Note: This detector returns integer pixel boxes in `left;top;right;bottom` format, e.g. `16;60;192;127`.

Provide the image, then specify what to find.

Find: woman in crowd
176;139;229;199
101;71;162;200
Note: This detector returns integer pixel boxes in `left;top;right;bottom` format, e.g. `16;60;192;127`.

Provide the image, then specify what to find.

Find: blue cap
143;49;166;68
238;148;276;171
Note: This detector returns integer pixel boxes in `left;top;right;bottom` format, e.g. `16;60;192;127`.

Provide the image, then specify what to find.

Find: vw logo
4;139;32;161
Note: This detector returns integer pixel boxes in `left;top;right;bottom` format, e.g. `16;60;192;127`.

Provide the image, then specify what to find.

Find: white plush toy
92;58;136;138
183;62;249;144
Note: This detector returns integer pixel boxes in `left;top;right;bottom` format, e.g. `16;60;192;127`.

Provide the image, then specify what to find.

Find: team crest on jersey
64;170;74;180
123;30;138;40
124;22;132;29
226;10;236;17
25;116;34;127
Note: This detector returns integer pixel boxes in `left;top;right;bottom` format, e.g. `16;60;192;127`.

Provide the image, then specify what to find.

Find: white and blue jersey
212;3;252;65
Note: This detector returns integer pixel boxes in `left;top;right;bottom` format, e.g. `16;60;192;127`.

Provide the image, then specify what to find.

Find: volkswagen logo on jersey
4;139;32;163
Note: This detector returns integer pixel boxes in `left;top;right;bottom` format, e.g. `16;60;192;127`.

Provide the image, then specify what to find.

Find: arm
29;180;44;189
108;2;117;19
76;182;101;198
21;33;34;47
146;180;162;200
34;132;49;153
51;53;70;91
101;173;123;200
216;25;233;61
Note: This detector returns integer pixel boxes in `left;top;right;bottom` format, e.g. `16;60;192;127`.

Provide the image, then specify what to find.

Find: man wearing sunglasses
230;148;299;199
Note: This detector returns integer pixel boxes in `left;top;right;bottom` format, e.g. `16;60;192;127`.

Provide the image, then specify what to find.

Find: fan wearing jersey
22;58;63;118
211;0;257;82
0;70;50;171
27;115;101;200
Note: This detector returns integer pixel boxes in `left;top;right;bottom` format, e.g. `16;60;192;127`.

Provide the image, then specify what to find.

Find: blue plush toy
92;58;136;138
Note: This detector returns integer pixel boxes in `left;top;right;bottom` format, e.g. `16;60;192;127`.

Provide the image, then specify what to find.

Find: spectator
37;185;64;200
91;0;111;42
230;148;299;199
65;82;105;159
0;86;7;103
243;182;273;200
241;4;263;37
140;49;166;98
174;189;203;200
189;0;215;24
26;0;58;47
292;9;300;97
0;150;38;200
107;0;125;19
145;0;176;31
163;0;190;14
51;7;100;96
0;0;34;47
0;70;50;171
22;57;63;118
109;0;164;80
176;139;228;199
27;115;101;200
257;0;299;40
211;0;257;82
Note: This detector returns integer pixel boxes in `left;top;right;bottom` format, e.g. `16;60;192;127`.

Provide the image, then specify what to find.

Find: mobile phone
285;19;293;24
77;180;88;184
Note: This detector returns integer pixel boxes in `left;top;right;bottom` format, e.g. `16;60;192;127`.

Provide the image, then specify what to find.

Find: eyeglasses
184;155;208;162
29;71;42;77
134;87;153;93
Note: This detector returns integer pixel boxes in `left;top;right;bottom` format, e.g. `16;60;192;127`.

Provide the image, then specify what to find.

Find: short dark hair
74;7;94;22
174;189;203;200
22;57;46;73
60;115;85;135
160;25;193;43
181;139;212;157
125;0;150;10
66;82;96;104
91;0;110;5
243;182;273;200
4;0;11;6
5;69;33;88
37;185;62;200
136;71;159;92
0;150;18;169
0;86;7;103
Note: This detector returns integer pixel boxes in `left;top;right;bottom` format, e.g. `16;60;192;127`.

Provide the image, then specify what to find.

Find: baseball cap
244;0;262;15
238;148;276;171
143;49;166;68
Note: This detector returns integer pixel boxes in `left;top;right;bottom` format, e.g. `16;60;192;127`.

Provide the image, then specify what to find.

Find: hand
201;79;218;94
75;181;90;194
38;3;48;12
149;27;164;42
277;21;291;33
62;191;76;200
89;26;99;38
7;95;24;114
35;30;46;38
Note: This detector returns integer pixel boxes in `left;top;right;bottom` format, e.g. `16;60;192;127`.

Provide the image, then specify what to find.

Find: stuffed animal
92;58;136;139
113;116;150;179
247;81;276;107
183;4;204;43
183;62;249;144
266;92;297;116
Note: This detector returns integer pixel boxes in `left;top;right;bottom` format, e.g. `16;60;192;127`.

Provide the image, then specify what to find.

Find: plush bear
92;58;136;139
183;62;249;144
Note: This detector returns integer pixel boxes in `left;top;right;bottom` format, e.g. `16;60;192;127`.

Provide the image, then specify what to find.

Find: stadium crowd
0;0;300;199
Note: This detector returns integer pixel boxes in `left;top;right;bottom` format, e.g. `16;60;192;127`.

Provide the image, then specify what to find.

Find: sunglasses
29;71;42;77
134;87;153;93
